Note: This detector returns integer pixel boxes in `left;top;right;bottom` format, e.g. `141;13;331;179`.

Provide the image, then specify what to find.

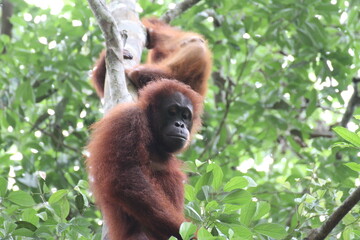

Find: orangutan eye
182;110;191;120
168;106;177;116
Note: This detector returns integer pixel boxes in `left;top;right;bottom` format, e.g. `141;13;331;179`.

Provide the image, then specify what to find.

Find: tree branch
198;39;251;161
198;76;233;161
87;1;146;239
161;0;202;23
340;77;360;127
1;0;13;37
1;0;13;54
306;186;360;240
87;0;132;111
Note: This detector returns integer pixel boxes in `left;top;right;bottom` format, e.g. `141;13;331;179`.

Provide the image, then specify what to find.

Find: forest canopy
0;0;360;239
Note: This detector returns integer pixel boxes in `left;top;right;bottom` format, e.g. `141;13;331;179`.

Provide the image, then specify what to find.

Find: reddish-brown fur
92;50;106;98
91;18;212;98
86;79;203;240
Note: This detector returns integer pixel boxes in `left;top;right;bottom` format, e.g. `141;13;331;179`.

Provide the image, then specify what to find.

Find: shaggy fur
86;79;203;240
91;18;212;98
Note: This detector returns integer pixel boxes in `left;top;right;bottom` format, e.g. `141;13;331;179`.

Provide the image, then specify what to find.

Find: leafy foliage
1;0;360;239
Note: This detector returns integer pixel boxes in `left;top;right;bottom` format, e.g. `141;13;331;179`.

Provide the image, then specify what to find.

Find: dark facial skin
157;92;193;153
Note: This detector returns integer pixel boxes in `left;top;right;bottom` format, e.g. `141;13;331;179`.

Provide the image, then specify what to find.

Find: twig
30;112;50;132
161;0;202;23
306;186;360;240
199;40;250;161
87;0;132;111
198;80;232;161
35;89;58;103
28;121;79;153
39;127;79;152
340;77;360;127
309;131;334;138
208;132;238;161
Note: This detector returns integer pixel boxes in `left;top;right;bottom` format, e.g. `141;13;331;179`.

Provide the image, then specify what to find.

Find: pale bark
87;0;145;239
88;0;146;112
88;0;204;238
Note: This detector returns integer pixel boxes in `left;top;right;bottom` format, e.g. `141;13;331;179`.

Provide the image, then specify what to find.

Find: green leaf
22;81;35;103
243;176;257;187
0;34;11;44
10;16;27;26
297;28;314;46
272;8;294;21
6;112;16;127
184;184;196;201
180;222;197;240
224;176;248;191
343;213;356;225
333;126;360;148
223;189;252;206
197;186;213;201
253;201;271;220
195;172;213;193
15;221;37;232
345;162;360;172
207;164;223;190
306;89;317;117
57;222;69;234
75;194;85;213
332;142;356;149
240;201;256;226
49;189;69;204
232;225;253;239
8;191;35;207
303;21;324;48
22;208;39;226
218;213;239;224
342;226;352;240
205;200;219;212
184;204;203;222
197;227;214;239
4;221;17;234
76;180;89;189
69;218;91;238
13;228;35;237
53;197;70;221
0;177;8;197
253;223;287;239
36;212;48;221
